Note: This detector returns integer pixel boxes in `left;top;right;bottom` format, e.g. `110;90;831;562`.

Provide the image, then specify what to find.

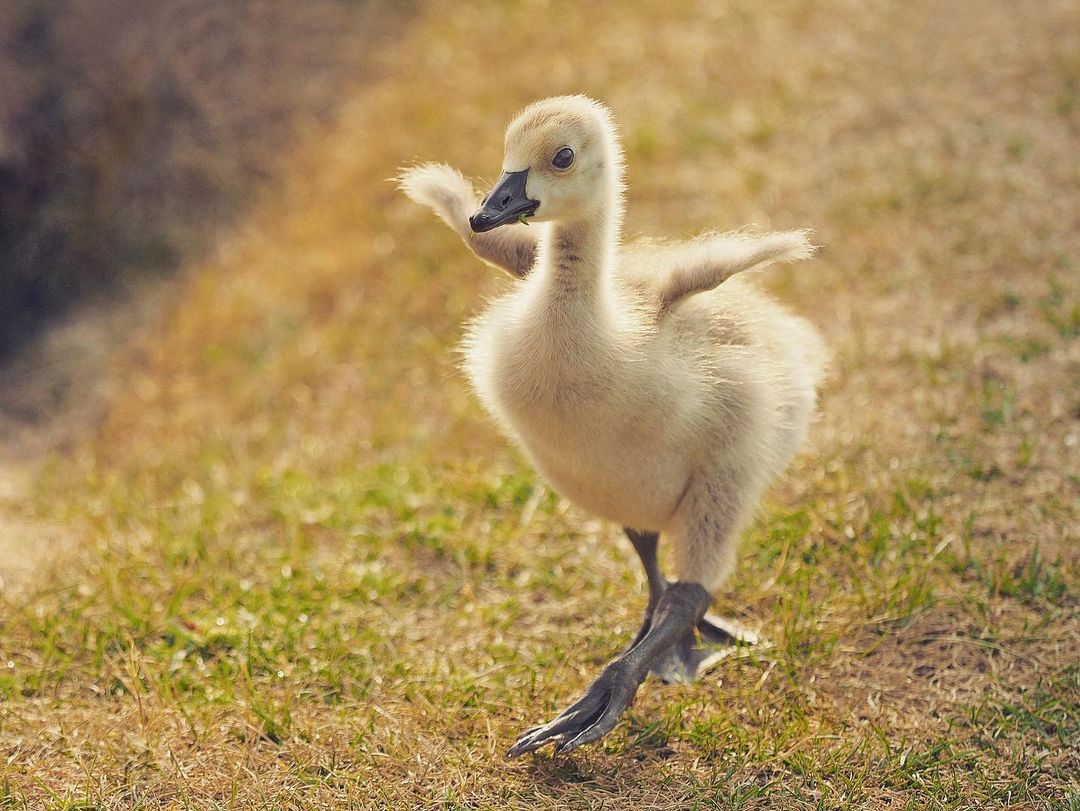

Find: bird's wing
623;230;815;313
399;163;538;279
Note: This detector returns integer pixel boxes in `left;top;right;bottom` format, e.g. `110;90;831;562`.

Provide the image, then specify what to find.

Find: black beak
469;169;539;233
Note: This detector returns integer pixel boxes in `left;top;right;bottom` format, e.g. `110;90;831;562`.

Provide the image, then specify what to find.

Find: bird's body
400;95;826;755
465;256;824;543
465;260;686;532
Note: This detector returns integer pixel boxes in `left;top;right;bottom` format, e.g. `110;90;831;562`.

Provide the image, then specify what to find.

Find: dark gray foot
507;662;641;757
621;528;757;685
508;582;714;758
649;613;758;684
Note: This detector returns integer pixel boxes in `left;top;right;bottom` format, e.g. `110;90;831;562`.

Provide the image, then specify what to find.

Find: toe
507;664;644;756
697;613;758;646
507;713;584;757
507;692;609;757
554;684;636;754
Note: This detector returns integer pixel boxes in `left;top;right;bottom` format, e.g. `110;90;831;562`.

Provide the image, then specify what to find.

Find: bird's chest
478;327;688;528
519;407;687;530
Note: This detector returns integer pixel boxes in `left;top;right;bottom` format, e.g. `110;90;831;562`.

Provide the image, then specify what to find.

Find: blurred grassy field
1;0;1078;808
0;0;402;359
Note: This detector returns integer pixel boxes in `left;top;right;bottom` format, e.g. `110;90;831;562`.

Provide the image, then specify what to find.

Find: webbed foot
648;614;757;684
507;663;641;757
508;581;716;757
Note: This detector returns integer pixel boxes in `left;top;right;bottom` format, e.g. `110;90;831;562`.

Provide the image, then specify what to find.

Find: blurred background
0;0;402;452
0;0;1076;806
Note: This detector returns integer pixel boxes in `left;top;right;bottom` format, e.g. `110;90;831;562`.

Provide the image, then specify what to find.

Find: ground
0;0;1077;808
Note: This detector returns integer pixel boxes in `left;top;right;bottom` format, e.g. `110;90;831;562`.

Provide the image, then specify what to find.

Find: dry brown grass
0;0;1077;808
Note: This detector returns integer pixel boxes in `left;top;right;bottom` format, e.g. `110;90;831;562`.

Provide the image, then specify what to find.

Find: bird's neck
533;196;621;311
505;189;632;397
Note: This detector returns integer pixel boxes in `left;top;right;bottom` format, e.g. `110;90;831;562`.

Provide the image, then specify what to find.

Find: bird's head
469;96;623;233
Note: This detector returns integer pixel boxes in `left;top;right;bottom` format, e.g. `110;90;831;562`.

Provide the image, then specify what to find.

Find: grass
1;0;1079;808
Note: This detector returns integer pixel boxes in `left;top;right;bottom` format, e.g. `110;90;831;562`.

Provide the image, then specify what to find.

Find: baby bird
400;95;827;757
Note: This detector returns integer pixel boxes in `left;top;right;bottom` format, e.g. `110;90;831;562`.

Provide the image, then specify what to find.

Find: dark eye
552;147;574;169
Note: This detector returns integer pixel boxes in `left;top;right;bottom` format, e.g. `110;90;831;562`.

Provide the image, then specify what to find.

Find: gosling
400;95;827;756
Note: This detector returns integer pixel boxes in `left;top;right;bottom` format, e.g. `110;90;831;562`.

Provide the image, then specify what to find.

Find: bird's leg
507;529;759;757
623;528;665;650
508;581;713;757
625;528;757;685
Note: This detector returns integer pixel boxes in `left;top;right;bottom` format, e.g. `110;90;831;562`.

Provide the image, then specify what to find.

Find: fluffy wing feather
398;163;538;279
621;230;816;314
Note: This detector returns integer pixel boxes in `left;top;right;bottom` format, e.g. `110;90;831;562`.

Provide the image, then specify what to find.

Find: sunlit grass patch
2;0;1078;807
